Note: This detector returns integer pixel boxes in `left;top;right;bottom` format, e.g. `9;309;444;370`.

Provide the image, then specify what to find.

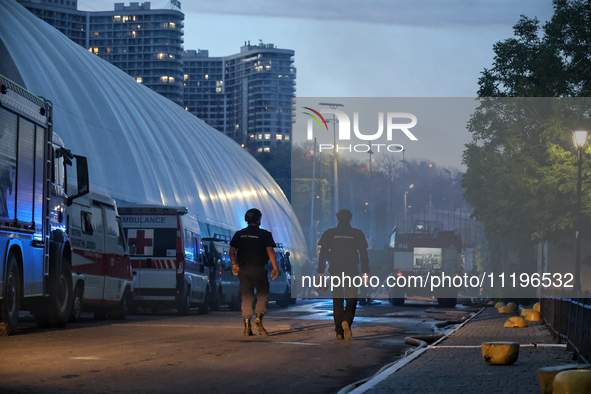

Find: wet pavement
0;299;463;394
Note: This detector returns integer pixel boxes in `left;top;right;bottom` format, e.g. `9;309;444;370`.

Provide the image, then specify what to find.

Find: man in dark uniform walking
230;208;279;336
317;209;369;340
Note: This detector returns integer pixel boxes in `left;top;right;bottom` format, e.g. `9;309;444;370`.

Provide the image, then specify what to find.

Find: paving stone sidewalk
364;307;578;394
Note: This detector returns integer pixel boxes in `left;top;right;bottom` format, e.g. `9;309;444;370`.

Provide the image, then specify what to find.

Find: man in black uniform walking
230;208;279;336
318;209;369;340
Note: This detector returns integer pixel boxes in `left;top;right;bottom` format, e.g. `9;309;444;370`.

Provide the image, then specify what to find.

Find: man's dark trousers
332;284;357;336
238;265;269;319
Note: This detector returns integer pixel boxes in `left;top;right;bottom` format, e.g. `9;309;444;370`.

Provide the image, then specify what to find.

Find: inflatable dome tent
0;0;306;261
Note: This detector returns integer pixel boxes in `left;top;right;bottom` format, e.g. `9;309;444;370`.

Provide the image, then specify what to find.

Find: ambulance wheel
178;291;191;316
69;285;83;322
198;288;209;315
111;290;128;320
0;253;20;335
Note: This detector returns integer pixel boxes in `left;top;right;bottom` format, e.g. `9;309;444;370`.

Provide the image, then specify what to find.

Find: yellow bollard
533;302;541;312
552;369;591;394
481;342;520;365
537;365;591;394
494;301;506;309
498;305;515;314
520;308;533;317
506;302;517;310
525;310;542;326
504;317;527;328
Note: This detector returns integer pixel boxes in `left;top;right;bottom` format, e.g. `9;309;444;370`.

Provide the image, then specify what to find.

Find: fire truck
0;74;89;334
388;220;462;308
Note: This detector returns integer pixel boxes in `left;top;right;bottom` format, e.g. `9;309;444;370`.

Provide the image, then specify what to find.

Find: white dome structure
0;0;306;258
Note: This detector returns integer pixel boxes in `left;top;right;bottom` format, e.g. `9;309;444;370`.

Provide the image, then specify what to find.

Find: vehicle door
268;250;285;296
81;205;105;301
102;206;127;302
218;242;238;302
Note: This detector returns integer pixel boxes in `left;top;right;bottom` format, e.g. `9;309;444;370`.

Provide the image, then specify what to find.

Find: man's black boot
253;313;268;336
244;318;253;336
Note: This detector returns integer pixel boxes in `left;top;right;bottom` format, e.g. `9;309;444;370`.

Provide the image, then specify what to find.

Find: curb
342;307;485;394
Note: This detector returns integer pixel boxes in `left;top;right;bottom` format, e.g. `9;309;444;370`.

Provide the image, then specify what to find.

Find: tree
463;0;591;246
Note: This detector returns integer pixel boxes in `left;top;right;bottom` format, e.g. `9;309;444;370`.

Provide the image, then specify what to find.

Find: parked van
118;205;211;315
203;235;240;311
67;189;133;320
214;241;295;308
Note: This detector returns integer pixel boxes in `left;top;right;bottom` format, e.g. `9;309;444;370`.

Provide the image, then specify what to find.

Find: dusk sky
77;0;555;169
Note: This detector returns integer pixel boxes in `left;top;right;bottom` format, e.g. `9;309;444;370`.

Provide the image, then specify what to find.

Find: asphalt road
1;299;451;394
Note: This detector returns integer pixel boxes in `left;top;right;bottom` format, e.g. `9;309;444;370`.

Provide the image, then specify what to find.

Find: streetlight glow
572;130;588;149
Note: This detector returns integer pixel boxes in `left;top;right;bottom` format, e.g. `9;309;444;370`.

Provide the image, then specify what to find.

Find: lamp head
572;130;588;149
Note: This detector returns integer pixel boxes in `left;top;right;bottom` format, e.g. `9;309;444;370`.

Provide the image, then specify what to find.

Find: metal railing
541;290;591;364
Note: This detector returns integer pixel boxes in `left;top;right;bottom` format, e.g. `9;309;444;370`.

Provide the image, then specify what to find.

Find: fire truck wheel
0;253;20;335
198;288;209;315
69;285;83;322
178;288;191;315
209;288;222;311
48;257;73;328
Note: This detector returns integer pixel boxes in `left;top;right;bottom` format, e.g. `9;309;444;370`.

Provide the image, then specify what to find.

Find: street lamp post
404;184;414;232
319;102;343;223
573;130;588;292
368;149;374;240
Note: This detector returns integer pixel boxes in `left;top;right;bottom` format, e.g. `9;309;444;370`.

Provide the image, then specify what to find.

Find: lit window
264;134;271;140
184;74;189;80
185;107;189;111
170;22;175;29
216;87;222;93
265;65;271;70
161;76;168;83
131;31;136;37
257;134;262;140
135;77;142;83
285;136;290;141
205;75;209;80
122;16;129;22
263;147;271;152
158;53;166;59
249;135;254;138
113;15;121;22
257;148;263;152
235;124;240;129
276;135;282;140
169;77;175;83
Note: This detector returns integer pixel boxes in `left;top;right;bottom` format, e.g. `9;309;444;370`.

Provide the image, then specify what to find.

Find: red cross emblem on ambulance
128;229;154;255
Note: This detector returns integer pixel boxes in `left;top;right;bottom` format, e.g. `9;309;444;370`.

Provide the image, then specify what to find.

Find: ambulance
67;189;133;320
118;205;211;315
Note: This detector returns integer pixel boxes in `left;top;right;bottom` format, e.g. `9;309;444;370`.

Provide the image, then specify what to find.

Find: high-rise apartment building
18;1;296;150
17;0;184;105
184;42;296;151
